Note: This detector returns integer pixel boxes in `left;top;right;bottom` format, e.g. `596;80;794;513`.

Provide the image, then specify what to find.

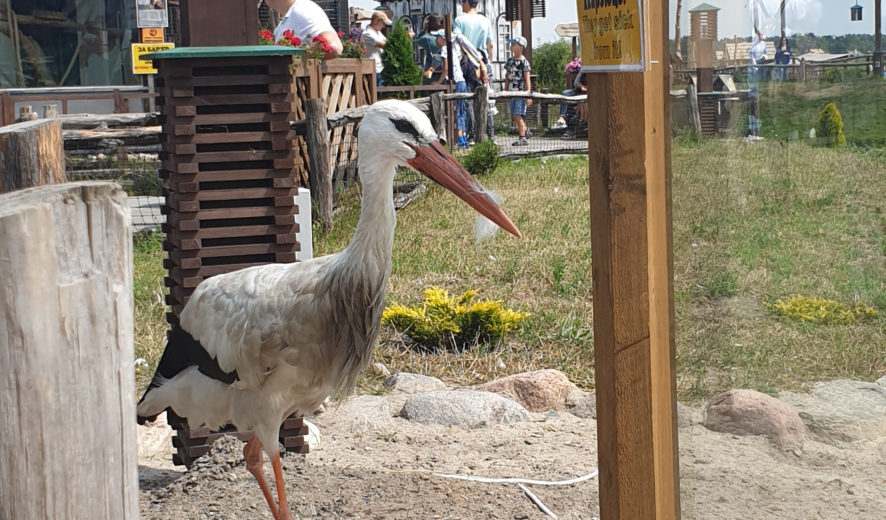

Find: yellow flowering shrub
382;287;530;351
764;295;878;324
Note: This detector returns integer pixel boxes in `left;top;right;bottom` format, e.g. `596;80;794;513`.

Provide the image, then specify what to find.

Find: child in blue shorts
505;36;531;146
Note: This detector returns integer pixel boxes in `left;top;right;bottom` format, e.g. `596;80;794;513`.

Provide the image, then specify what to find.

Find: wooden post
472;84;489;143
687;83;702;134
0;91;14;126
586;0;680;518
430;91;447;143
0;118;66;194
0;182;138;520
304;98;333;229
875;0;883;77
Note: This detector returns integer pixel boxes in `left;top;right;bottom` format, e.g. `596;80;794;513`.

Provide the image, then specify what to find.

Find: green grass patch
133;132;885;403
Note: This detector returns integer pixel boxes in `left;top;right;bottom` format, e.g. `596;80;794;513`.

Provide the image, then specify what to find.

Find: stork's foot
244;436;284;520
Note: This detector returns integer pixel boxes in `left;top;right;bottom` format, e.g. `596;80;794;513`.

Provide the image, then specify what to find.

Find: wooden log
0;181;138;519
58;112;160;129
63;126;162;150
0;118;66;194
473;84;489;143
304;98;333;229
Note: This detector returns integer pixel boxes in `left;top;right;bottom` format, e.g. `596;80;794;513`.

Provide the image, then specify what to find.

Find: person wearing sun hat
266;0;342;58
363;9;393;86
505;35;531;146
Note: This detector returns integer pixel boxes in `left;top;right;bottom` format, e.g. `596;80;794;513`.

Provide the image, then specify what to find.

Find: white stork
137;100;520;520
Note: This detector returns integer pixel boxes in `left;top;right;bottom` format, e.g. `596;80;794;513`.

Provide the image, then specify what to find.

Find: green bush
532;40;571;93
380;20;422;92
821;67;843;84
128;161;162;196
460;139;501;176
817;102;846;146
382;287;530;351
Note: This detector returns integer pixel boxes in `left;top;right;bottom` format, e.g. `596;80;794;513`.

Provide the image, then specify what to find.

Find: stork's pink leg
243;436;282;520
271;451;294;520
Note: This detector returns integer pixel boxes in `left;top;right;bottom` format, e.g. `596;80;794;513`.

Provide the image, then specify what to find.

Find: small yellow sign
577;0;644;72
131;43;175;74
141;27;165;43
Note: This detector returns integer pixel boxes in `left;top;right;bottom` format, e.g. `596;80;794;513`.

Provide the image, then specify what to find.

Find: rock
371;362;391;378
779;379;886;443
876;375;886;387
478;369;578;412
382;372;446;394
303;419;321;450
327;395;392;434
564;389;596;419
399;390;530;428
704;389;805;449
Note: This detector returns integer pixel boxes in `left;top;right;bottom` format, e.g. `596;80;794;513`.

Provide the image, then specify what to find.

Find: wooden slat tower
151;46;309;468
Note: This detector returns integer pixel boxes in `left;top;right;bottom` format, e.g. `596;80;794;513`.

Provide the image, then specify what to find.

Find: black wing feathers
136;324;238;423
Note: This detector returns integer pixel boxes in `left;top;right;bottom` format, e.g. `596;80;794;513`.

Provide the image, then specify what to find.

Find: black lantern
851;2;863;21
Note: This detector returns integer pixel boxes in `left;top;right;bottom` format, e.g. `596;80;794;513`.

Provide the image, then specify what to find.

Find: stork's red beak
406;140;521;238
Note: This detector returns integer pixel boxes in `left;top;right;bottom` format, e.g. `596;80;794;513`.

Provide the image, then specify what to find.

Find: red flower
337;31;345;37
259;29;273;42
289;36;302;47
283;29;295;40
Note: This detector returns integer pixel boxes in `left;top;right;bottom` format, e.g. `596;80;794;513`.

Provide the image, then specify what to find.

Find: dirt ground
138;390;886;520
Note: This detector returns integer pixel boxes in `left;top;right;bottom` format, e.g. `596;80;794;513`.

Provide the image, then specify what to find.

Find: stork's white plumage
137;100;520;520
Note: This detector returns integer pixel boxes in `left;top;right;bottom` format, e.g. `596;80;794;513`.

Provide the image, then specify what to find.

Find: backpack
457;39;484;88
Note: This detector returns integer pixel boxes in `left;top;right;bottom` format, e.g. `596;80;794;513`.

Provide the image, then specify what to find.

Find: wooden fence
0;86;153;127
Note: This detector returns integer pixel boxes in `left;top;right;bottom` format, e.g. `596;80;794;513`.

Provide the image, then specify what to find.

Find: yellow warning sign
577;0;644;72
131;43;175;74
141;27;165;43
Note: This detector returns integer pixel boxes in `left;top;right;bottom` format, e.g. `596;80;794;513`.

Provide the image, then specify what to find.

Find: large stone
399;390;530;428
478;369;579;412
779;379;886;443
704;389;805;449
382;372;446;394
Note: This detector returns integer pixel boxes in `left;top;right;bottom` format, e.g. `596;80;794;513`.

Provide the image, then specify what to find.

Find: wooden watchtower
689;3;720;135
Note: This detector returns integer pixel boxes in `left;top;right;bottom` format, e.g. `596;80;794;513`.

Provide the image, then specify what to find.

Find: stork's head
359;100;521;238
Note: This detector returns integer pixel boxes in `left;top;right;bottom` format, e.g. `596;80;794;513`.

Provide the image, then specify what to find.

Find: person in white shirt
362;10;392;86
266;0;342;59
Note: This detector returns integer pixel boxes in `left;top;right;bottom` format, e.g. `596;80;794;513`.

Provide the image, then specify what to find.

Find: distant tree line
673;33;879;59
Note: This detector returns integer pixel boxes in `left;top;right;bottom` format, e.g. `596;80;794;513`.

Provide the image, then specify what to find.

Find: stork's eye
391;118;421;140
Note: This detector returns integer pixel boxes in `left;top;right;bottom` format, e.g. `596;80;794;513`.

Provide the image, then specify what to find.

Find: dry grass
134;140;885;402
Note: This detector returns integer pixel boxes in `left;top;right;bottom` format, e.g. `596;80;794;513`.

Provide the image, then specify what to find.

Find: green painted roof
689;2;721;12
145;46;304;60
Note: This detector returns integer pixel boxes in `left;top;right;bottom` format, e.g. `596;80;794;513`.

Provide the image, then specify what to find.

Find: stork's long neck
336;148;398;283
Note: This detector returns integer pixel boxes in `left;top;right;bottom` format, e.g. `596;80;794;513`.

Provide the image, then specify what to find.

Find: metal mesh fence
442;91;588;157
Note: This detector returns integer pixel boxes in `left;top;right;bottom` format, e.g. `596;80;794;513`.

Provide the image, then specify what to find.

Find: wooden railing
0;86;154;127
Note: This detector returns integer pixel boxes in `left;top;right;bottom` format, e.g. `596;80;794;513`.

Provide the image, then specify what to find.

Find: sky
350;1;885;44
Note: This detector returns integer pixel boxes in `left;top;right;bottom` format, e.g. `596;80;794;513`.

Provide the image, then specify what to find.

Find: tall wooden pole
875;0;883;77
586;0;680;518
519;0;532;62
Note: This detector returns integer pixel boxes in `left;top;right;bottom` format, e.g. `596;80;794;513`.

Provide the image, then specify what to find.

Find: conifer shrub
817;102;846;146
380;20;422;94
764;295;878;324
460;139;501;176
382;287;530;351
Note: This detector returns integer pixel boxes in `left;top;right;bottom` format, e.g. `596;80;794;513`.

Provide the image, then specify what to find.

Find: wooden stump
0;182;138;519
0;118;66;194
